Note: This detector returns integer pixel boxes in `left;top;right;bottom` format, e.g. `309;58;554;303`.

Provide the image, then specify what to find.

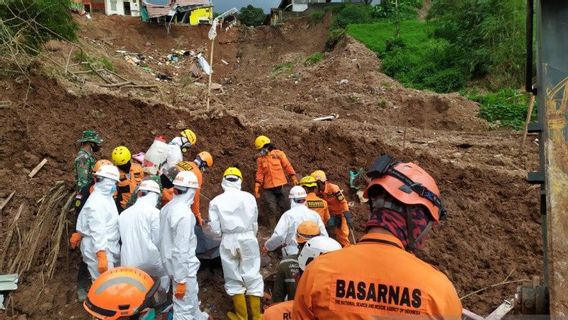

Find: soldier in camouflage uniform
74;130;103;192
72;130;102;302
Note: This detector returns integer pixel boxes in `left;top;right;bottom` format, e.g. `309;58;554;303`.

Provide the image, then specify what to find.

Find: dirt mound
0;14;542;319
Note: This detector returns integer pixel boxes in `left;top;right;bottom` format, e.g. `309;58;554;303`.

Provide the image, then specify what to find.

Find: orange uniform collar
359;233;404;250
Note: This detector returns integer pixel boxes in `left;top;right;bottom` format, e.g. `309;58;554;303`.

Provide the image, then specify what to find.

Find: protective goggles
367;154;447;220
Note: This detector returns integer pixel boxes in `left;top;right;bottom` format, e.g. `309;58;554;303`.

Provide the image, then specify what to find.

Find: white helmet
95;164;120;182
298;236;342;271
173;171;200;189
289;186;307;199
138;180;161;194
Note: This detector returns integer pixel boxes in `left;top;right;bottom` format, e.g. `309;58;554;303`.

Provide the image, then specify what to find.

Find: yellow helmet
254;135;271;150
224;167;243;180
180;129;197;146
300;175;318;188
111;146;131;166
310;170;327;182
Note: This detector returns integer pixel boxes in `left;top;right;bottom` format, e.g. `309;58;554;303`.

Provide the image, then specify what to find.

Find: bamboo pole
520;94;536;153
206;40;215;111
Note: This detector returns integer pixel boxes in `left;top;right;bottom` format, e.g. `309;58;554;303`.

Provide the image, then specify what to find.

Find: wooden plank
0;191;15;212
28;158;47;178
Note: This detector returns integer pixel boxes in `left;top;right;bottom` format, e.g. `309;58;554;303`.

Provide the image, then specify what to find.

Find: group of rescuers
72;128;462;320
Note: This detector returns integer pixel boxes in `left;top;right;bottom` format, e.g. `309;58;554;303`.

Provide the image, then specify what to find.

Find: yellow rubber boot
248;295;262;320
227;294;247;320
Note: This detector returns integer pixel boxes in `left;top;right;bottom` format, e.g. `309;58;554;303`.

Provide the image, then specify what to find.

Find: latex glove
96;250;108;274
69;232;82;249
344;211;354;229
175;282;186;299
291;175;299;186
254;183;261;199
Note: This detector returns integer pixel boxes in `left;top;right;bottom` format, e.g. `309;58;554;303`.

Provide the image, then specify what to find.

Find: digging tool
349;226;357;244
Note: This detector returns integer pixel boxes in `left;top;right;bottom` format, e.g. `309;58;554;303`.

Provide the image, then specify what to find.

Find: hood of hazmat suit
265;204;328;257
208;178;263;297
119;192;166;278
76;178;120;279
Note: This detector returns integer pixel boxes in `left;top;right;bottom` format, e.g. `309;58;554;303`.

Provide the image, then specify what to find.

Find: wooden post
206;40;215;111
520;94;536;153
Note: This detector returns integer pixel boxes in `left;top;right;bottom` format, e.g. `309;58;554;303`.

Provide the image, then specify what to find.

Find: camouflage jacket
74;149;96;191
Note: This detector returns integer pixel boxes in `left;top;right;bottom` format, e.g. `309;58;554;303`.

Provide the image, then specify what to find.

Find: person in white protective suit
118;179;169;291
76;164;121;280
159;170;209;320
162;129;196;174
262;186;328;257
208;167;263;320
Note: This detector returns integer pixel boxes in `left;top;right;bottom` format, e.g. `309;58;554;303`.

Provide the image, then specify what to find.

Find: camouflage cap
77;130;103;144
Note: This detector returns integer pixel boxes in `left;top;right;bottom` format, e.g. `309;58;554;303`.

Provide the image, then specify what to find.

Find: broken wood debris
312;114;339;122
28;158;47;178
0;191;15;212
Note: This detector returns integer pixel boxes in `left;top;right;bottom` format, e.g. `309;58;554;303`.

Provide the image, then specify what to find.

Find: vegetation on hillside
239;5;266;27
326;0;531;129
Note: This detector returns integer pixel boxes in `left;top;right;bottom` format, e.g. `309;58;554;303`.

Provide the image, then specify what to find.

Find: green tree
239;5;266;27
429;0;526;89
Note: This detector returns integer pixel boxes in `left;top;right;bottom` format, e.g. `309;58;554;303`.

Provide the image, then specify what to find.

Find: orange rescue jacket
263;301;293;320
117;163;144;209
306;192;330;225
256;149;296;189
318;182;349;215
292;233;462;319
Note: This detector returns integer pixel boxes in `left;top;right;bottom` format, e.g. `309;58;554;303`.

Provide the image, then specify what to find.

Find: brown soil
0;13;542;319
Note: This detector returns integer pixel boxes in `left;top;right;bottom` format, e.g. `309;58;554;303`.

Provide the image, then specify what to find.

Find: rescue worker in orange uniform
293;155;462;319
175;151;214;225
300;176;330;225
254;135;299;226
111;146;144;213
310;170;352;247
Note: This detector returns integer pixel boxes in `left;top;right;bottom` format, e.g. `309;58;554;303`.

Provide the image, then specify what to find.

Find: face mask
110;184;117;194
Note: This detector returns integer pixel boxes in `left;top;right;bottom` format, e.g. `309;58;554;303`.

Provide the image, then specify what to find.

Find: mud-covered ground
0;13;542;319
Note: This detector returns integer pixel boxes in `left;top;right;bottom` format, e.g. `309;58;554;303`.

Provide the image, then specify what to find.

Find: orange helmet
296;220;321;244
83;267;159;320
93;159;113;173
196;151;213;169
364;156;445;222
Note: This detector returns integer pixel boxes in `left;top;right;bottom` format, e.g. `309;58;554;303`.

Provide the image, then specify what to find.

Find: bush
304;52;324;66
311;11;324;24
0;0;77;52
325;28;346;51
335;5;372;29
467;89;535;129
239;5;266;27
371;0;422;20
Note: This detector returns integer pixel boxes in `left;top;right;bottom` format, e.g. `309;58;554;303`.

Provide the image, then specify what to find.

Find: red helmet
364;160;444;222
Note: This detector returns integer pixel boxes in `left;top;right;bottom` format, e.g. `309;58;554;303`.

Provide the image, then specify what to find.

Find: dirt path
419;0;432;20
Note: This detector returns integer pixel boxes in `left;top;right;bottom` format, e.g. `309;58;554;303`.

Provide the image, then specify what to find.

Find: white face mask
95;177;117;195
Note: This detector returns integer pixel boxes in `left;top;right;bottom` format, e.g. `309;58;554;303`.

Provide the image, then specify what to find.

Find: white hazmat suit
159;187;208;320
162;137;184;173
119;191;169;290
76;178;120;280
209;178;264;297
265;199;328;257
